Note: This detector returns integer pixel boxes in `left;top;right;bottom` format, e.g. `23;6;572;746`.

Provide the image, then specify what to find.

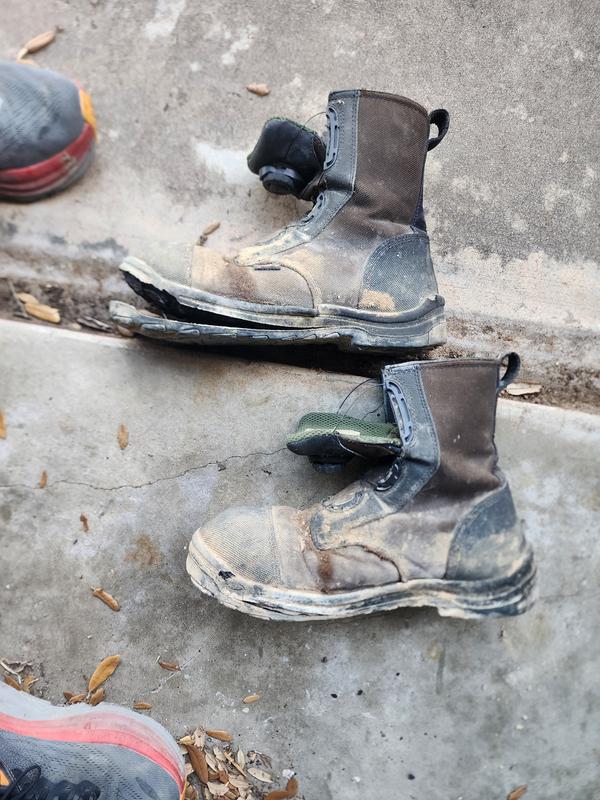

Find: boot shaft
325;90;430;229
382;354;519;499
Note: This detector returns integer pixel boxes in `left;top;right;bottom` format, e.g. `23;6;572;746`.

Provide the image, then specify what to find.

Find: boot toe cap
191;506;283;585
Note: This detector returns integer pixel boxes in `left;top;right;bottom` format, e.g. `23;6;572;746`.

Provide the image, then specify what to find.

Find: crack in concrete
0;447;287;493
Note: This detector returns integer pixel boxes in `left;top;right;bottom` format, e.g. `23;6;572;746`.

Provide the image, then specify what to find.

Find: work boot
186;354;536;620
0;683;185;800
117;90;449;352
0;61;96;201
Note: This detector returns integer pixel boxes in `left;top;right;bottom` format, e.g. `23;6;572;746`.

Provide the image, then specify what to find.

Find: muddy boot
117;90;449;352
186;354;536;620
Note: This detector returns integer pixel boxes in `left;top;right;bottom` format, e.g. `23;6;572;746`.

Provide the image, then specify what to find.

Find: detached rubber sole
118;257;447;352
110;299;445;353
0;683;184;800
187;536;537;621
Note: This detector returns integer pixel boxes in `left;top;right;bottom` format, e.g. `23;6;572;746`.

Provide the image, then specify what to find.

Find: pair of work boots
113;90;535;620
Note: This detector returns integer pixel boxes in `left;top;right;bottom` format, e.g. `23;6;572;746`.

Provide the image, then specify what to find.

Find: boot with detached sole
115;90;449;352
186;354;536;620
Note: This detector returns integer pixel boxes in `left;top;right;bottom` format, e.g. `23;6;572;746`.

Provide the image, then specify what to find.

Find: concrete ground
1;0;599;406
1;321;600;800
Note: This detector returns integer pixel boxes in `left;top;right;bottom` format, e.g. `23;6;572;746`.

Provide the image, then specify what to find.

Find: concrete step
1;320;599;798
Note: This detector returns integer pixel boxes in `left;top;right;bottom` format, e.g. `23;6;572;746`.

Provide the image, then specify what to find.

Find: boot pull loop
427;109;450;151
497;352;521;393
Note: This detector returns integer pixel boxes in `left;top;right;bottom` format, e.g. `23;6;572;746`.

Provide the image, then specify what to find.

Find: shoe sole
0;122;95;202
117;258;447;352
187;536;537;621
0;683;185;798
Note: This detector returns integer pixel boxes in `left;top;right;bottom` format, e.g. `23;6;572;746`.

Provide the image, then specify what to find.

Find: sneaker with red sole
0;61;96;202
0;683;185;800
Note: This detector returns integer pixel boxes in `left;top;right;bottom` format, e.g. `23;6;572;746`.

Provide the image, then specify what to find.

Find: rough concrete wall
1;0;599;401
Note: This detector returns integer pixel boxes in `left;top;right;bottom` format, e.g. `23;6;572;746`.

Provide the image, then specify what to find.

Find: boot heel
437;553;537;619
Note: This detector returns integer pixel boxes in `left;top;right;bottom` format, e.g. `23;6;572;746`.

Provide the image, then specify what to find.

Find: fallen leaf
4;675;21;690
185;783;198;800
88;686;105;706
116;325;135;338
265;778;299;800
158;660;181;672
39;470;48;489
18;29;56;59
186;744;209;784
228;777;249;790
133;701;152;710
24;302;61;324
217;769;229;783
179;735;194;746
22;675;38;693
235;749;245;769
80;513;90;533
88;654;121;692
193;727;206;749
67;693;86;704
505;382;542;397
246;83;270;97
242;693;261;704
507;787;528;800
63;691;75;701
0;411;5;439
16;292;39;304
117;423;129;450
92;588;120;611
206;729;233;743
207;782;229;797
203;221;221;237
205;752;218;771
247;767;273;784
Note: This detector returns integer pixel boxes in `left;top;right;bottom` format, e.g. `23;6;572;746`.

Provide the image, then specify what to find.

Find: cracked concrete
1;321;600;799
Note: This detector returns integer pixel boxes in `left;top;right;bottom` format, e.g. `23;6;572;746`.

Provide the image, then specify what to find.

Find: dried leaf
217;769;229;783
229;777;249;790
205;752;219;771
246;83;270;97
235;749;245;769
133;701;152;710
206;729;233;743
242;693;261;704
20;30;56;56
39;470;48;489
88;686;105;706
186;744;209;784
22;675;38;693
507;787;528;800
67;693;86;704
0;411;5;439
207;782;230;797
193;727;206;749
92;588;120;612
247;767;273;784
16;292;39;304
505;382;541;397
80;513;90;533
4;675;21;690
63;691;75;701
24;302;60;324
264;778;299;800
202;221;221;237
158;660;181;672
88;654;121;692
117;423;129;450
185;783;198;800
179;735;194;746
